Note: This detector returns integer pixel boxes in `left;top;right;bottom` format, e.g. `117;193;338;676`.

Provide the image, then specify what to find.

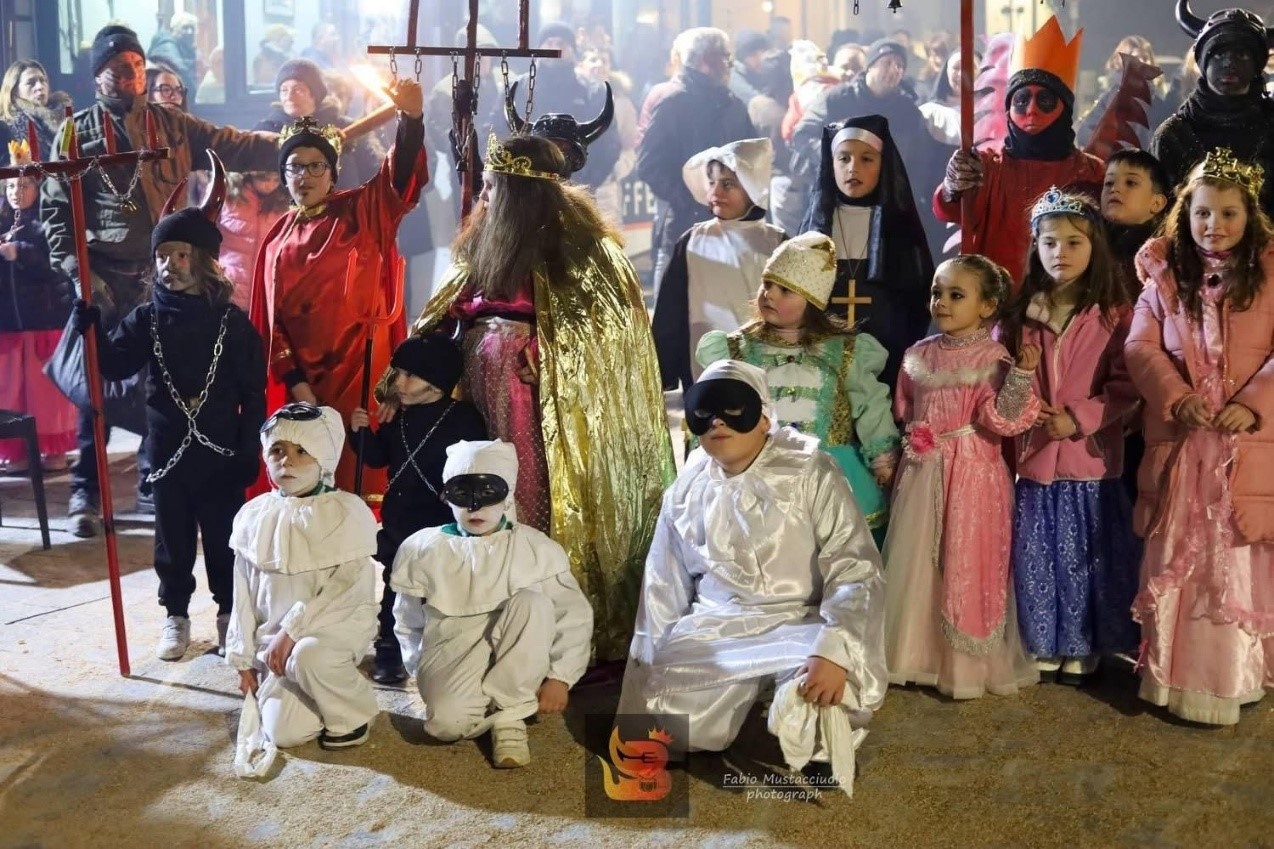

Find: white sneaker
216;614;231;657
491;720;530;768
156;616;191;661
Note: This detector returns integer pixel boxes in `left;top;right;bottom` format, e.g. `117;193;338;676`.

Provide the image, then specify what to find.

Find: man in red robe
933;16;1105;287
249;79;427;494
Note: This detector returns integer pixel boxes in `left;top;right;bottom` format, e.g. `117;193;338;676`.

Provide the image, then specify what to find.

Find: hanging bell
888;0;903;11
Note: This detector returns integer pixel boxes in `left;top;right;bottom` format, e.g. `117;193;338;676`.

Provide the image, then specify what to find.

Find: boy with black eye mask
349;333;487;685
620;359;887;796
390;440;593;770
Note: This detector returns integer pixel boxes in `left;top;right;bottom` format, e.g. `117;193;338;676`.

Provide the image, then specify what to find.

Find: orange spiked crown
1009;16;1084;106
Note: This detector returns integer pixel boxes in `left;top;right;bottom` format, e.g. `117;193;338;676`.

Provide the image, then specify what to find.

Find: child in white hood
391;439;593;769
224;403;380;750
651;137;785;391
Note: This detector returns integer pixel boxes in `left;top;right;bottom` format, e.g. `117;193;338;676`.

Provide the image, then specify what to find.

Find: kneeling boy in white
225;404;380;750
391;440;593;768
617;361;887;794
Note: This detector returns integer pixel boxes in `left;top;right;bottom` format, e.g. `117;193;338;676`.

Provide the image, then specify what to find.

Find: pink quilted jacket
1128;236;1274;543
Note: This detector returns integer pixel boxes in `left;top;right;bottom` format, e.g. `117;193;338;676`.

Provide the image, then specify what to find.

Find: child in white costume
618;360;887;794
391;440;593;768
225;403;380;750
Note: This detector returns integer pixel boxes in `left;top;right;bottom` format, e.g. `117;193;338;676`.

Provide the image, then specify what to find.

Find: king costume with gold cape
392;233;675;661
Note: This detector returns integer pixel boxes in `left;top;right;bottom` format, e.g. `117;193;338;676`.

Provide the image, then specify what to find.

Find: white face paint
265;440;323;496
450;501;507;536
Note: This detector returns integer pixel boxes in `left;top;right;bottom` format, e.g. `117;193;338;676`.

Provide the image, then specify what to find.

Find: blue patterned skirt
1012;479;1141;657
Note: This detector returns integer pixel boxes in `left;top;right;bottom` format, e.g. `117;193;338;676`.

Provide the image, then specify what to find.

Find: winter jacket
0;92;73;165
1013;298;1139;484
1128;237;1274;543
41;96;280;281
0;210;71;331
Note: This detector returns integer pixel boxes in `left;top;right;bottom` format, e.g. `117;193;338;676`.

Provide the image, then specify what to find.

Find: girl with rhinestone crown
883;253;1043;699
998;188;1141;686
1126;149;1274;725
72;159;266;662
697;232;900;548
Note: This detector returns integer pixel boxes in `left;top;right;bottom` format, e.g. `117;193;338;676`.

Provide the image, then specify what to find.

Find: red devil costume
933;17;1105;286
248;113;428;494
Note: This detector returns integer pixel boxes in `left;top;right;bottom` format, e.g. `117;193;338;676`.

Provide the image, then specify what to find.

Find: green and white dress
697;326;899;540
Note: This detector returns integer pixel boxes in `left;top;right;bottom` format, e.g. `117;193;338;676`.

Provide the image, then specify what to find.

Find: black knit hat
275;58;328;103
151;208;223;258
391;333;464;396
866;38;908;72
278;117;340;184
91;25;145;75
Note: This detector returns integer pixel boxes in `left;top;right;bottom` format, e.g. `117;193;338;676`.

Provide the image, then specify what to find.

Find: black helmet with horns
1176;0;1274;70
504;81;615;176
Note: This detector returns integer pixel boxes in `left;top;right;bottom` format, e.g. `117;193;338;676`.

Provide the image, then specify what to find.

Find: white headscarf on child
260;405;345;486
682;138;774;210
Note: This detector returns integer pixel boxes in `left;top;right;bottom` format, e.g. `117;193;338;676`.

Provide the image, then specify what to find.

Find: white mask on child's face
450;501;506;536
265;440;323;496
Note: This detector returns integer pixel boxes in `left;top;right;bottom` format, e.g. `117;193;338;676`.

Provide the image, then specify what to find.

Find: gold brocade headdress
1197;147;1264;198
279;116;343;157
484;134;561;182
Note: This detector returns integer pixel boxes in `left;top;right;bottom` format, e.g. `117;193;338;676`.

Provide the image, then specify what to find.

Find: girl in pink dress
884;254;1042;699
1126;150;1274;726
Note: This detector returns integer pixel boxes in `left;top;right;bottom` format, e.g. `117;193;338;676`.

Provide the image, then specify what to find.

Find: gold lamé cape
405;236;675;660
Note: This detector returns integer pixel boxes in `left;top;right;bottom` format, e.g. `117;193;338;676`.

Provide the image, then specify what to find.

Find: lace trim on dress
942;615;1007;657
995;367;1035;420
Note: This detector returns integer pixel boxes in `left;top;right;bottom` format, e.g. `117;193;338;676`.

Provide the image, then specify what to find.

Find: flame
349;63;392;104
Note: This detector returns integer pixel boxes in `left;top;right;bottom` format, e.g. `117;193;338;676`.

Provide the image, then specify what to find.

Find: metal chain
96;157;142;214
525;58;538;124
414;48;423;81
500;53;511;92
145;305;236;483
853;0;860;13
389;46;398;78
386;400;455;493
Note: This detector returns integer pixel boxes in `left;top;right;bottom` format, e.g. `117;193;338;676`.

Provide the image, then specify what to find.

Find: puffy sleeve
537;561;595;688
1125;284;1194;422
224;554;260;671
976;357;1041;437
806;453;888;711
844;333;900;464
694;329;733;369
625;501;695;666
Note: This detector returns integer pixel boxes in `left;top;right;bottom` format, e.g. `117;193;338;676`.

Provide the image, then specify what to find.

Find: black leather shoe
371;654;408;685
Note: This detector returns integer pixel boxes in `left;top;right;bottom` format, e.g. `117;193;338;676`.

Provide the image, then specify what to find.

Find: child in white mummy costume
224;403;380;750
618;360;888;794
391;440;593;768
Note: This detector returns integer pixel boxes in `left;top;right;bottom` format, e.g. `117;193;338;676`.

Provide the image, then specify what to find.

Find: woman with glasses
146;63;187;111
247;78;427;495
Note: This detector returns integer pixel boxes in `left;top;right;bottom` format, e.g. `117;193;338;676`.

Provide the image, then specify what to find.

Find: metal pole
959;0;975;253
68;108;130;677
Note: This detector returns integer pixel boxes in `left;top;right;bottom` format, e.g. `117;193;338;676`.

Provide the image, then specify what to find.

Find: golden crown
278;116;343;157
484;134;561;182
1199;148;1264;197
7;139;31;166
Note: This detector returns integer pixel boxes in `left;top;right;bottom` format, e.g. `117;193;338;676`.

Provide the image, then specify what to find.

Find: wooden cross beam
364;0;560;217
0;111;171;679
830;277;872;325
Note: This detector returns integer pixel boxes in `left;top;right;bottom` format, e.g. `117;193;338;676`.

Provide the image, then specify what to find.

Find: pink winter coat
218;190;284;311
1014;296;1139;484
1128;236;1274;543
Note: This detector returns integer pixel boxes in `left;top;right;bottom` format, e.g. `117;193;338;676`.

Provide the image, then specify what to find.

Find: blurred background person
0;60;71;166
146;62;187;111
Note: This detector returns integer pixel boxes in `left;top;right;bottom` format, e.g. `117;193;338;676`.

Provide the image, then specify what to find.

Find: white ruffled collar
230;489;378;574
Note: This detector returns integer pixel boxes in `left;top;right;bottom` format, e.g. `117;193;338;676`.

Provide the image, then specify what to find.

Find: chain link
853;0;860;13
386;400;455;493
145;305;236;483
414;48;423;80
525;59;538;124
96;156;142;214
389;46;399;78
